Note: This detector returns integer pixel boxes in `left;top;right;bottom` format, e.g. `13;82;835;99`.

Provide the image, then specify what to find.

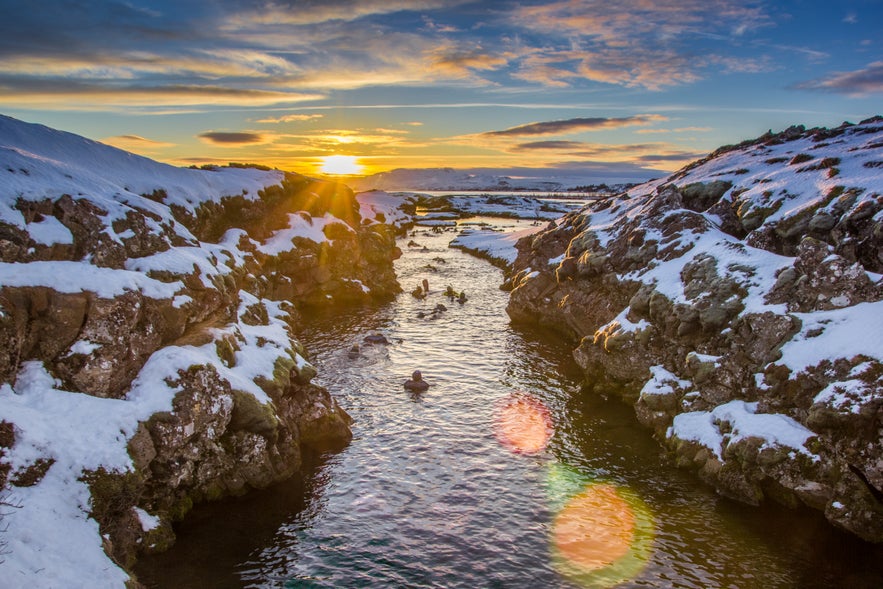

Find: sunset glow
0;2;877;180
319;155;363;175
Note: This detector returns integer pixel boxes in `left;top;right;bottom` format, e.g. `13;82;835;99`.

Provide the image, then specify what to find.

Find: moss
827;185;846;199
214;335;239;368
229;389;279;440
0;420;13;449
241;301;269;326
168;494;194;521
81;468;145;568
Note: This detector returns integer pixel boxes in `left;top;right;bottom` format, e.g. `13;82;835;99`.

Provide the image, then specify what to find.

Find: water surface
137;218;883;588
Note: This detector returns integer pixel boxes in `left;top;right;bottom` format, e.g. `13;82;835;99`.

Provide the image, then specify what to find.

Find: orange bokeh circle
552;483;636;571
494;395;553;454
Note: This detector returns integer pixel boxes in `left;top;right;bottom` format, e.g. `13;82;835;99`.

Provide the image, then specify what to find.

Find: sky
1;0;881;180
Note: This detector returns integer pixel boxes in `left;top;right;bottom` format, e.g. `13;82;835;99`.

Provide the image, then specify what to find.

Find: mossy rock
229;389;279;440
680;180;732;212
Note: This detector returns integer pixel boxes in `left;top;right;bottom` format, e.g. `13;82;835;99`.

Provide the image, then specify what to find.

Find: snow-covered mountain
344;166;652;193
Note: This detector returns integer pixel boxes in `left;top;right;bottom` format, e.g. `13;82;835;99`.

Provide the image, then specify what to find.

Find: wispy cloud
482;115;667;137
0;79;323;111
508;0;775;89
100;134;175;153
513;140;587;150
635;126;712;134
256;113;325;124
222;0;467;27
794;61;883;96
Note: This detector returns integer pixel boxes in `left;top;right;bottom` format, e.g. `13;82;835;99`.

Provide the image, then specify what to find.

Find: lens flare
553;484;635;569
549;476;655;589
494;394;553;454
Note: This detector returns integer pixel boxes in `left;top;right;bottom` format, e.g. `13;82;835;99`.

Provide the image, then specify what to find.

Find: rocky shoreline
505;119;883;542
0;116;406;586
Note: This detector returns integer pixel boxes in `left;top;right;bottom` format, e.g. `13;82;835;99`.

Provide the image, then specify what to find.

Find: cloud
512;140;588;150
482;115;667;137
794;61;883;96
508;0;775;89
256;113;325;124
100;134;175;152
0;79;324;110
514;140;705;166
429;48;509;77
198;131;268;146
223;0;467;27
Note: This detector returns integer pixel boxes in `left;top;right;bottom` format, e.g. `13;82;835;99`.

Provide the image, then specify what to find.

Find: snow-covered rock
0;115;404;585
506;117;883;542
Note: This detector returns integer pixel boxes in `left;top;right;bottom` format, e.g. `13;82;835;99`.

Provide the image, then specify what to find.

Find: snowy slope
0;114;284;218
0;115;376;586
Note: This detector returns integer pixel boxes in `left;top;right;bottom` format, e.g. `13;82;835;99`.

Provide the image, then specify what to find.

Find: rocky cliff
506;117;883;542
0;115;404;586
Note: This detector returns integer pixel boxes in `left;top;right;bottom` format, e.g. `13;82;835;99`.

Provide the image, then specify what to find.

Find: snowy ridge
0;114;284;221
0;114;382;585
507;117;883;540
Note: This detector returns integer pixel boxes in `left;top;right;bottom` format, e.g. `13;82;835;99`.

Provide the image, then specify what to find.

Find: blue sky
1;0;881;178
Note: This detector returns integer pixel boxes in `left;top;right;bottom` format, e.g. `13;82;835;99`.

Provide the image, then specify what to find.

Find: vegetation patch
10;458;55;487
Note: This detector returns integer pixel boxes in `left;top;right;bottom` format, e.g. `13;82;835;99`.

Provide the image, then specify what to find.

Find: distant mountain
344;165;660;192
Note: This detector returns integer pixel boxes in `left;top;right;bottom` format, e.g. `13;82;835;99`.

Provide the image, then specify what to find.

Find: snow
133;507;160;532
356;190;414;229
26;215;73;246
450;225;543;266
776;301;883;372
0;115;284;222
668;400;817;460
640;365;692;396
0;363;164;587
68;340;101;355
0;261;182;299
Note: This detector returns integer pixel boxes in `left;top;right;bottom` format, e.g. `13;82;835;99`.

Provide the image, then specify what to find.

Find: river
137;217;883;588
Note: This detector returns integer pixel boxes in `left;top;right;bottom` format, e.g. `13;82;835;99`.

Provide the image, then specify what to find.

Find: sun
319;154;363;175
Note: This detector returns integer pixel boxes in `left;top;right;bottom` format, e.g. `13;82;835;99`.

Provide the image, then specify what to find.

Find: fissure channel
137;218;882;589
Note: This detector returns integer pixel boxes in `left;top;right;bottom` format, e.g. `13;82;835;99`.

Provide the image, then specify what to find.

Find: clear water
137;219;883;588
